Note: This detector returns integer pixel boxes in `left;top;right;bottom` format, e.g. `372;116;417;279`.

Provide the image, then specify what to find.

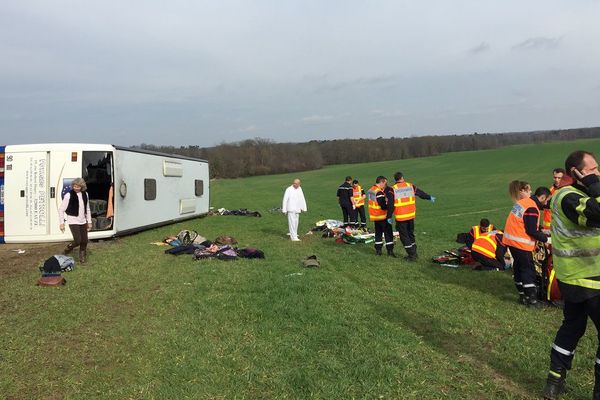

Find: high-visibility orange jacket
542;186;557;230
392;182;416;221
470;224;495;240
367;185;387;221
352;185;365;207
503;197;539;251
472;230;503;259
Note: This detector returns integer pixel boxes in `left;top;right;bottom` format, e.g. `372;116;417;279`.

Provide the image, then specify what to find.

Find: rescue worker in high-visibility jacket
542;150;600;400
465;218;495;249
502;182;550;307
351;179;367;230
471;229;506;271
368;176;395;256
542;168;566;232
392;171;435;261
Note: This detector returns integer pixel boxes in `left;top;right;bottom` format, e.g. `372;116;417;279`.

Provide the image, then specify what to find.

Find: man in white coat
282;178;307;241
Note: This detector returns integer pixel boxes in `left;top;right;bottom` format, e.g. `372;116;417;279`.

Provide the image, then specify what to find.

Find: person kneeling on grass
471;229;507;271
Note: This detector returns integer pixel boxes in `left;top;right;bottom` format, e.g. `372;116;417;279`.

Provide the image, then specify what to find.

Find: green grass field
2;138;600;399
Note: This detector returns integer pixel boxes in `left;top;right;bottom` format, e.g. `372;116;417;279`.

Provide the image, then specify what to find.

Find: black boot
64;243;75;255
525;296;545;309
386;245;397;258
593;360;600;400
375;245;382;256
404;245;417;261
543;369;566;400
79;250;87;264
518;294;526;305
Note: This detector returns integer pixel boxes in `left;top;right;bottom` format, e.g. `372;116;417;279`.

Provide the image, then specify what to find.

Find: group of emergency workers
338;172;435;261
463;152;600;400
336;151;600;399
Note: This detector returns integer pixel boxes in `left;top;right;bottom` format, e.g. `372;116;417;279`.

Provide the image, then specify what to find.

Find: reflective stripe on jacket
368;186;387;221
392;182;416;221
352;185;365;207
542;186;557;230
503;197;538;251
471;224;495;240
551;186;600;286
472;230;501;259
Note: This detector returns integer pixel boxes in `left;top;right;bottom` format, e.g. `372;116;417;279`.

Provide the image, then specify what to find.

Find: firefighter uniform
471;230;506;270
542;186;557;231
337;180;354;227
502;196;548;305
368;185;394;256
392;181;432;260
543;176;600;399
351;183;367;229
466;223;495;249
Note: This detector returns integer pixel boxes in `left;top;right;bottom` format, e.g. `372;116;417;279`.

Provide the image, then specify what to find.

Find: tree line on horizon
136;127;600;179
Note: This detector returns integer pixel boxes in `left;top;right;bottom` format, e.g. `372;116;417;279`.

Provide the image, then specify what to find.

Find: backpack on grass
177;230;199;246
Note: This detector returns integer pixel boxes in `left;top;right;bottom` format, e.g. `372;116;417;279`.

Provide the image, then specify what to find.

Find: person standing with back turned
542;151;600;400
337;176;354;228
282;178;307;242
392;171;435;261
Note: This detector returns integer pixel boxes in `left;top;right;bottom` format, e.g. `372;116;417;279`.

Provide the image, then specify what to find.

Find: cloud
301;114;334;124
468;42;490;55
312;75;398;93
235;125;258;133
370;109;409;119
512;37;562;50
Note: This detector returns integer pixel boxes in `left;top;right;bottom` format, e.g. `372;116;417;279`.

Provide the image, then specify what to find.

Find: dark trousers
374;220;394;250
352;206;367;226
472;251;504;270
396;219;416;256
340;204;353;225
548;293;600;388
509;246;537;297
68;224;89;251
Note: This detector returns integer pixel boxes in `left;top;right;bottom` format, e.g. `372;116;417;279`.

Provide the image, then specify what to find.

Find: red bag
37;275;66;286
545;249;562;301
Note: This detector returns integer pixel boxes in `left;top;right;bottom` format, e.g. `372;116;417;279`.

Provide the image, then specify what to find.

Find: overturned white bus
0;144;209;243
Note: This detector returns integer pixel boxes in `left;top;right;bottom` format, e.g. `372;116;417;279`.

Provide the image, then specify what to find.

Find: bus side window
144;179;156;200
195;180;204;197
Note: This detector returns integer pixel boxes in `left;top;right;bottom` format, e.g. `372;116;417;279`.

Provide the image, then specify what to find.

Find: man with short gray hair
282;178;307;242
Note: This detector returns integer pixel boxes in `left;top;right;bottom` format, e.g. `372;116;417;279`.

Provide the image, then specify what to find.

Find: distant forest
137;127;600;179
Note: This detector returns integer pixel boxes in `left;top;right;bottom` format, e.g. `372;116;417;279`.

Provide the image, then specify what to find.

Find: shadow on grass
418;263;518;305
371;301;537;399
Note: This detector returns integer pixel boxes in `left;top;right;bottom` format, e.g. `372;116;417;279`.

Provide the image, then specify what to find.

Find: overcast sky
2;0;600;147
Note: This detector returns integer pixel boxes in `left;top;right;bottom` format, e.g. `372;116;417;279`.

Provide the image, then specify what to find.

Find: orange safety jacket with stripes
367;185;387;221
502;197;539;251
392;182;416;221
352;185;365;207
470;224;495;240
542;186;557;230
472;230;503;259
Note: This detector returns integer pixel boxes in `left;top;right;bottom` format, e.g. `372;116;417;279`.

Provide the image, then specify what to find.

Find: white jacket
282;185;307;213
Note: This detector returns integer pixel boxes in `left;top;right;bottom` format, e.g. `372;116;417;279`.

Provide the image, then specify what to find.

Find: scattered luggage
36;273;67;286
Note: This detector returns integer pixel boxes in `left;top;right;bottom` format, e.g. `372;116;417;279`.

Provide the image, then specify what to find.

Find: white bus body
0;144;209;243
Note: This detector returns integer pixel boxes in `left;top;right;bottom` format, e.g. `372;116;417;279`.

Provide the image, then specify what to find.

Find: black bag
41;257;61;273
177;230;198;246
456;232;469;244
